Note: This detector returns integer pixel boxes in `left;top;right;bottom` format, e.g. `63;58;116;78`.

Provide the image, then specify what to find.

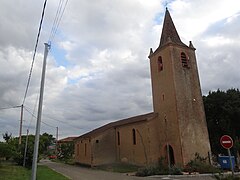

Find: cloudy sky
0;0;239;141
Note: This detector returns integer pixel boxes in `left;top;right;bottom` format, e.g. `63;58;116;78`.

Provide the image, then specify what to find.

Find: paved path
40;160;215;180
40;160;150;180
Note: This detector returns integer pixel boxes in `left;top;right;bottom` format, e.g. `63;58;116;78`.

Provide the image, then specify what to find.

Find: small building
57;136;77;146
74;8;211;167
57;136;77;158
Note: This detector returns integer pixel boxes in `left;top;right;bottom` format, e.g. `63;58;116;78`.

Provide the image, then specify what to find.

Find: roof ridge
76;112;157;139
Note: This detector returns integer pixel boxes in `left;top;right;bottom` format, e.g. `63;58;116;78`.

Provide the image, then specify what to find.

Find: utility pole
56;127;58;155
31;43;50;180
23;129;29;167
56;126;58;142
19;104;24;145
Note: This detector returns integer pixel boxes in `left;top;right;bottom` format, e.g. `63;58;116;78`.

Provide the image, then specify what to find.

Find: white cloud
202;36;234;47
169;0;240;40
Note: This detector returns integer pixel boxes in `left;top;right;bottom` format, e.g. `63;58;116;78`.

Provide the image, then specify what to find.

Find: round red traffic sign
220;135;233;149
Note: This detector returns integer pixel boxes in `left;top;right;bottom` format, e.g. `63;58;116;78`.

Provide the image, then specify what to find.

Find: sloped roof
75;112;157;140
159;8;187;48
58;136;77;143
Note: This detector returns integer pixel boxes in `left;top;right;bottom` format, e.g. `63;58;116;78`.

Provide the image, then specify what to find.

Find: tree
0;142;13;160
39;132;55;155
2;131;12;143
4;132;55;167
203;89;240;156
57;142;74;161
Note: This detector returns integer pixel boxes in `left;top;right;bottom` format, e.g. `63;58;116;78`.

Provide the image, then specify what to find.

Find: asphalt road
39;159;215;180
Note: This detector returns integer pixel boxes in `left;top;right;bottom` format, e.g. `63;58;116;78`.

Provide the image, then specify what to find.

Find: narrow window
132;129;136;145
77;144;80;156
117;131;120;145
84;143;87;156
158;56;163;71
96;140;99;143
181;52;188;68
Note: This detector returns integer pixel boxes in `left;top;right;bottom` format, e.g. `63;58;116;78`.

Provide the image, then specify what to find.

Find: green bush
57;142;74;162
184;153;220;174
169;165;183;175
136;165;163;177
0;142;13;160
136;158;182;176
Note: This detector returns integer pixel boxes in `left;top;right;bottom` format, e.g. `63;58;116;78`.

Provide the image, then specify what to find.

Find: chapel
74;8;211;167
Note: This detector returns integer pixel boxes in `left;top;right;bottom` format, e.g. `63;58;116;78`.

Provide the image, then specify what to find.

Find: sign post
220;135;234;175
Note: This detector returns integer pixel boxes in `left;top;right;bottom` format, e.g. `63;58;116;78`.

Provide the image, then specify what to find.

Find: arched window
158;56;163;71
181;52;188;68
132;129;136;145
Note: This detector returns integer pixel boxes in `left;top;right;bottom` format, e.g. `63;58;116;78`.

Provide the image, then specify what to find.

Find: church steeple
159;8;187;47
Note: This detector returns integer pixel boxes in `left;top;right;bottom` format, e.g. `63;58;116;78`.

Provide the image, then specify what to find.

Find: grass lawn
0;163;69;180
37;165;69;180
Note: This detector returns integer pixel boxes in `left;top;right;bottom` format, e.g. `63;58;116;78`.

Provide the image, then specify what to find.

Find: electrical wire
42;121;56;128
22;0;48;105
26;95;39;131
48;0;69;44
49;0;64;43
24;105;83;130
43;115;84;130
24;106;37;119
24;106;55;129
0;105;22;111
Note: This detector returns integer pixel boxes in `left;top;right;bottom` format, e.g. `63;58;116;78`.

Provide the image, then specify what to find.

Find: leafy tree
40;132;55;155
5;132;55;167
2;131;12;143
0;142;13;160
203;89;240;156
57;142;74;161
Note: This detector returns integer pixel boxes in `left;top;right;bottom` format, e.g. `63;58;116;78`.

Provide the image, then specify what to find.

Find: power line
26;96;39;131
49;0;64;43
24;106;37;119
24;105;83;130
22;0;48;105
24;106;55;129
48;0;69;44
41;121;56;128
43;115;84;130
0;105;22;111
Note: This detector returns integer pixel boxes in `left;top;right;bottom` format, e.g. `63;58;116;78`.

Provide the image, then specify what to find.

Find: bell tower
148;8;211;165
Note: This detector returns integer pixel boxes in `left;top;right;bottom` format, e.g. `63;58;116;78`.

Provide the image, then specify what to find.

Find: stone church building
74;9;211;167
